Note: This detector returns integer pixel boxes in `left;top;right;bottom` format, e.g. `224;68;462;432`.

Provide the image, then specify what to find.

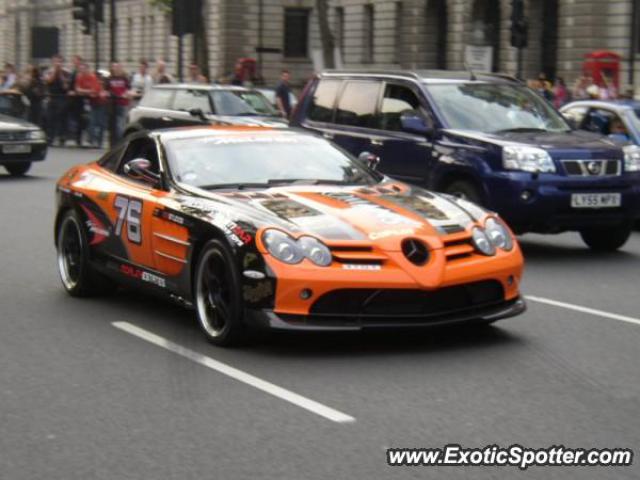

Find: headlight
484;217;513;251
262;230;304;264
471;227;496;256
503;146;555;173
623;145;640;172
28;129;46;140
297;236;332;266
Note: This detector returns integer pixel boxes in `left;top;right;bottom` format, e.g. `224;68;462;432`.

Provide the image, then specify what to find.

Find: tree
315;0;335;69
148;0;209;80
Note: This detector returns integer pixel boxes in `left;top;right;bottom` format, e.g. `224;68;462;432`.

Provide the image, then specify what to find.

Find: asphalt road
1;148;639;480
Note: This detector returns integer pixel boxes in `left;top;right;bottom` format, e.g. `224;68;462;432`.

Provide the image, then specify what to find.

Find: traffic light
172;0;201;36
72;0;91;35
510;0;528;49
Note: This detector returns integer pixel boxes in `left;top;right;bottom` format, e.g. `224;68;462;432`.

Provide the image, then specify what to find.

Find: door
369;82;434;184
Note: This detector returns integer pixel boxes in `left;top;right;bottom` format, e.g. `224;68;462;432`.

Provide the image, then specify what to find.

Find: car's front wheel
443;179;483;205
579;225;632;252
5;162;31;176
56;210;115;296
194;239;246;346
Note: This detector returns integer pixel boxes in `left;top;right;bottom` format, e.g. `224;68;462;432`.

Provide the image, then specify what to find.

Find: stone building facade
1;0;638;91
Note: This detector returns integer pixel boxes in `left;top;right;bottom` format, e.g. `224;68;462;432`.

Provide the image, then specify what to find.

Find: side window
98;144;126;172
583;109;616;135
139;88;174;109
172;89;212;113
117;137;160;181
308;79;341;123
377;84;422;131
562;106;588;127
335;81;380;128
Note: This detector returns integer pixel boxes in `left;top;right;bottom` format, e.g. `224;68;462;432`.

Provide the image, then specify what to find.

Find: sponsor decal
223;220;252;246
342;264;382;271
369;228;415;240
325;192;419;226
79;204;110;245
155;208;186;226
119;264;166;288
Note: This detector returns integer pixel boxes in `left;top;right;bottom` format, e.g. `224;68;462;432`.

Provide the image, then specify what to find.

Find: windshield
165;133;380;189
210;90;277;116
426;83;570;133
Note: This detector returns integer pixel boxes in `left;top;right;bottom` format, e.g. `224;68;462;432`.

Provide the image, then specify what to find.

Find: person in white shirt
2;63;17;90
130;60;153;102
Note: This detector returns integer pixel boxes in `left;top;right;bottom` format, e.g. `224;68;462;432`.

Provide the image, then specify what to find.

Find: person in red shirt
75;64;107;148
105;62;131;141
73;62;96;147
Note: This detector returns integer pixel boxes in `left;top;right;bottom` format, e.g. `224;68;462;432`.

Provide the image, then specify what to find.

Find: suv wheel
579;225;632;252
444;180;482;205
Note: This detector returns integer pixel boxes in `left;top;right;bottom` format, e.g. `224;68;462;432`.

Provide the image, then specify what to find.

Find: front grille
310;280;504;318
0;131;29;141
561;159;621;177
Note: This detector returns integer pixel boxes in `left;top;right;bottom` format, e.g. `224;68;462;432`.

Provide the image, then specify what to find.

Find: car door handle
323;132;334;140
370;139;384;146
161;117;172;122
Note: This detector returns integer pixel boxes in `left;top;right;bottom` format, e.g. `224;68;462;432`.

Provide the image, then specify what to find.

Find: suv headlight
623;144;640;172
28;129;46;140
503;145;555;173
471;227;496;256
262;230;332;266
484;217;514;251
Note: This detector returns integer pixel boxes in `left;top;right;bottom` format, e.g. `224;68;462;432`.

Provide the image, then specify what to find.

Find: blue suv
291;70;640;251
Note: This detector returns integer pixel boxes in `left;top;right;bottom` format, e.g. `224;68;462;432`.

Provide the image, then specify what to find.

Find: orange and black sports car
55;127;525;345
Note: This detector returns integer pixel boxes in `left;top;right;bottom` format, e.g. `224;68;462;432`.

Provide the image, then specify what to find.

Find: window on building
308;79;342;123
363;4;374;63
127;18;133;61
335;81;381;128
335;7;345;56
284;8;310;58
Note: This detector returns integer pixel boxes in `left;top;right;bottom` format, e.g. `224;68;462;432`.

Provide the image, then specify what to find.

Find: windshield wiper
199;182;270;190
494;127;550;134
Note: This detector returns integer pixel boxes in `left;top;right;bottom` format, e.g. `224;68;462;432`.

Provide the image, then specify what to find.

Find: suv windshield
426;83;570;134
165;133;379;189
210;90;277;116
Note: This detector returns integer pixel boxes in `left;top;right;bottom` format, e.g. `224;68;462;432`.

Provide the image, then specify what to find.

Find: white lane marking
112;321;355;424
525;296;640;327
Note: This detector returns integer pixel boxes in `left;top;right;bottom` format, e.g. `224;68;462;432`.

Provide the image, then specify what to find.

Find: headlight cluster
262;229;332;266
503;146;555;173
28;129;46;140
471;217;514;256
623;145;640;172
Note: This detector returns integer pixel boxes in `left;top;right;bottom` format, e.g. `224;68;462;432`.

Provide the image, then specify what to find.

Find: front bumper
0;141;48;164
245;295;526;331
486;172;640;233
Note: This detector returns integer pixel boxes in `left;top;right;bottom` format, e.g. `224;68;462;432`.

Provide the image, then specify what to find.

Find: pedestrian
153;60;174;84
87;69;108;148
73;62;97;147
187;63;207;84
45;55;71;146
18;65;45;126
105;62;131;142
553;77;570;109
131;59;154;103
275;69;293;118
1;63;17;90
67;56;85;145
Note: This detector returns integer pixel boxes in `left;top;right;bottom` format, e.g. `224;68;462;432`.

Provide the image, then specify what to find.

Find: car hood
443;129;622;157
208;114;288;128
173;180;486;251
0;113;37;130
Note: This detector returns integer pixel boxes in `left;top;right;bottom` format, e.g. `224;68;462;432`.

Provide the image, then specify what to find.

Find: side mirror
124;158;160;184
189;108;208;122
400;113;431;136
358;151;381;171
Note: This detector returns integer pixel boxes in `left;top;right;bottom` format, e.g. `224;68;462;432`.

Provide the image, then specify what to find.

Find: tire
5;162;31;176
194;239;246;346
579;225;632;252
56;210;116;297
443;179;483;205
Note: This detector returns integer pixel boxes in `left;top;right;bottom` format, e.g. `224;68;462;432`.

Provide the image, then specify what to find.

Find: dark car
125;84;287;136
291;70;640;251
560;100;640;145
54;126;525;346
0;92;47;176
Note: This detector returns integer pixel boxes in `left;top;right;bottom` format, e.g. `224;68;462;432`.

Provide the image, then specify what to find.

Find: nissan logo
587;161;602;175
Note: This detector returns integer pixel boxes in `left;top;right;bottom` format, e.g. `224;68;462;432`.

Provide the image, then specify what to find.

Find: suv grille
561;159;621;176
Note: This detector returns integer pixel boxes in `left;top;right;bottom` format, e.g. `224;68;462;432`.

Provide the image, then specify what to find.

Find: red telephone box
583;50;621;92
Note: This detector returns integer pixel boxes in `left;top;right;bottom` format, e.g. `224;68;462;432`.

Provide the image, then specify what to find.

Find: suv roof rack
321;69;520;84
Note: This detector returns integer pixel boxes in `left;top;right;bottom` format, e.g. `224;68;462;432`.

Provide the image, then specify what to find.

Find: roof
320;69;521;84
561;99;640;112
152;83;251;92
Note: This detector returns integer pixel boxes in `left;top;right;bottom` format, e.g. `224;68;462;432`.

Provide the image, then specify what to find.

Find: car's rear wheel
56;210;115;296
194;239;246;346
443;179;482;205
579;225;632;252
5;162;31;176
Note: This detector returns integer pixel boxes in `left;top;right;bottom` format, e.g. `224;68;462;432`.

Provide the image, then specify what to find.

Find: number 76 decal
114;195;143;244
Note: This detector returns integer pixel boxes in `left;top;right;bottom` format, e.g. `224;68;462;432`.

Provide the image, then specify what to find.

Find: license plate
2;144;31;154
571;193;621;208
